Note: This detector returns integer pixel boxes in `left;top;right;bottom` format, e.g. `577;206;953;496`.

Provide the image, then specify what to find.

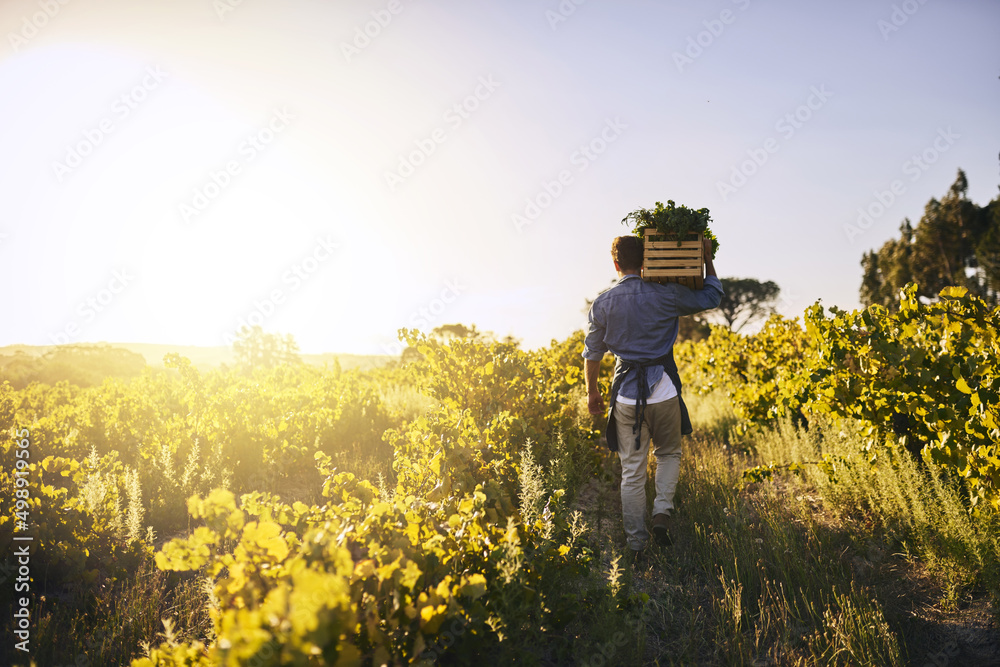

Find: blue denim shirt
582;274;724;399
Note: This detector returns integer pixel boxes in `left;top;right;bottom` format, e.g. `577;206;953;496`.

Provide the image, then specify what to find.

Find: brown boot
652;512;672;546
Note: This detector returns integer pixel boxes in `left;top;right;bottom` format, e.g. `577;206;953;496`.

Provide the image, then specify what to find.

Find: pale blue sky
1;0;997;354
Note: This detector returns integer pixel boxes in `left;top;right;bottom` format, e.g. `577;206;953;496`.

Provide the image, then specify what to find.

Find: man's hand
702;237;713;258
588;391;605;415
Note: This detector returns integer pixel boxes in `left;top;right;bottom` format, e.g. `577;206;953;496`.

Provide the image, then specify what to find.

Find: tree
397;323;499;366
974;190;1000;299
400;346;426;365
861;221;916;308
233;326;301;371
700;277;781;332
431;323;485;341
0;344;146;388
429;323;510;345
860;170;1000;309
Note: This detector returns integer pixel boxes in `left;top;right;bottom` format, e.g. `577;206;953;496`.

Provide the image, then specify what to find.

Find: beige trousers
614;396;683;550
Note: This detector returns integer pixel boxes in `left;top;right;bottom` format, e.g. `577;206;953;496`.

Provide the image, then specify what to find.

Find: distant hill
0;343;396;372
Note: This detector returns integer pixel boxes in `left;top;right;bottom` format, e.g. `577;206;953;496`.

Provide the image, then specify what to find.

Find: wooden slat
644;275;705;290
644;240;703;250
643;229;702;238
644;259;702;268
645;253;702;261
643;268;703;277
642;269;701;278
645;253;702;260
645;256;701;263
645;251;701;257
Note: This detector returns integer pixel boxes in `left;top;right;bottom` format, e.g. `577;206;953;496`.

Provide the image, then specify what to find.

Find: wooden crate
641;229;704;289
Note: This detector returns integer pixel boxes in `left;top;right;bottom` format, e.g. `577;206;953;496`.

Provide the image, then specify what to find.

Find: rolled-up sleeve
674;275;724;316
582;299;608;361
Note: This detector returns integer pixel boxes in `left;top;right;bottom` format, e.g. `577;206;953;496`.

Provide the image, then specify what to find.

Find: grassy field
572;391;1000;666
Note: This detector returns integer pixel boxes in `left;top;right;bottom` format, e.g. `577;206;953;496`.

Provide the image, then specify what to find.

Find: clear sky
1;0;997;355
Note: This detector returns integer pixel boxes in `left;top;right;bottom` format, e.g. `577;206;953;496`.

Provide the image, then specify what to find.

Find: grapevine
675;283;1000;508
1;280;998;664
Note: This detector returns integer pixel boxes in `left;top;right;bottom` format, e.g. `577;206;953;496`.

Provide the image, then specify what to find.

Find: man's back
584;274;724;399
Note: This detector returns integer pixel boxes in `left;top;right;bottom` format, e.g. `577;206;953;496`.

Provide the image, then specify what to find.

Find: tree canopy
702;277;781;333
861;170;1000;309
232;326;302;371
0;344;147;388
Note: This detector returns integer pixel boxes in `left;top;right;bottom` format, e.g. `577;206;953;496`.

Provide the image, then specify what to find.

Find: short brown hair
612;236;643;271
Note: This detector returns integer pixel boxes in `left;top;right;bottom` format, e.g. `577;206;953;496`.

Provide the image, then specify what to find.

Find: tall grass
581;391;920;665
748;409;1000;608
27;564;211;667
377;382;438;423
668;431;902;664
620;389;1000;665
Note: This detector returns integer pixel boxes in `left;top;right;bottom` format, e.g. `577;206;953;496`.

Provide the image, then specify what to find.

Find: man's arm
585;358;604;415
674;238;723;315
582;297;609;415
703;237;717;278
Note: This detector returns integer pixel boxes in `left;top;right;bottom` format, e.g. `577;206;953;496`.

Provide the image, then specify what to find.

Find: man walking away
582;235;722;562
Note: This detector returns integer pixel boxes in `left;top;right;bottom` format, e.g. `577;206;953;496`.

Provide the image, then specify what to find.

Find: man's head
612;236;643;273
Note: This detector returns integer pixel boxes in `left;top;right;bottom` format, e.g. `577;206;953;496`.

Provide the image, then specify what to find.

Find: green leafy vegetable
621;200;720;258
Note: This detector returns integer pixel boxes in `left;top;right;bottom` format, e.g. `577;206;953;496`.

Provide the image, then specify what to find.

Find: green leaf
939;286;968;299
459;573;488;599
400;560;422;589
242;521;288;561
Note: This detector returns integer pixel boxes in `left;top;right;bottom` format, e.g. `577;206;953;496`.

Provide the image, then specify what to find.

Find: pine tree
860;170;1000;309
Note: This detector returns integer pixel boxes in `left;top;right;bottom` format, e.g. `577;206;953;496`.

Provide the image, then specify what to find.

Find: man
583;235;722;561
